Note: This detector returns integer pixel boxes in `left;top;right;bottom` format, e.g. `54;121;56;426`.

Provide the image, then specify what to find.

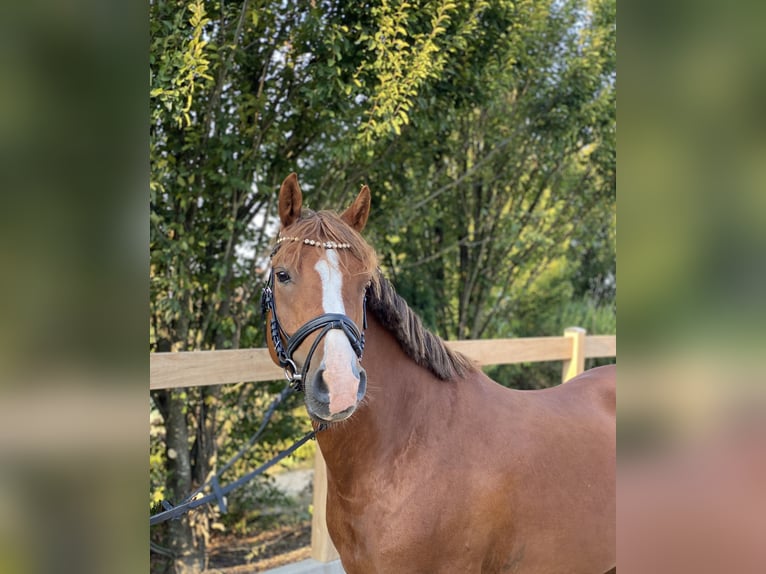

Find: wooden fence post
310;447;339;562
562;326;586;383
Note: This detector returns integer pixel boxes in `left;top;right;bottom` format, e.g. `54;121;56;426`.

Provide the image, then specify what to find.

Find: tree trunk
190;384;220;563
165;388;204;573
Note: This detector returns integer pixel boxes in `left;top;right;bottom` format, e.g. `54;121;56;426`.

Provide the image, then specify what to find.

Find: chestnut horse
262;173;616;573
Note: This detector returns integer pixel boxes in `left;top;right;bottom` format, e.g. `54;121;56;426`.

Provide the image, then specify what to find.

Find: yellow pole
562;326;586;383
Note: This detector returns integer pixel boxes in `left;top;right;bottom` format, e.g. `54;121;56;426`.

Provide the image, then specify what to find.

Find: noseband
260;246;367;391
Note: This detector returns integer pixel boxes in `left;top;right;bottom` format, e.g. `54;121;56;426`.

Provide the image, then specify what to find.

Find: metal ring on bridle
283;359;300;383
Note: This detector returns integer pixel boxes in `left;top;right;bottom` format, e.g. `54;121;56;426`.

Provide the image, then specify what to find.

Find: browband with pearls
276;236;352;249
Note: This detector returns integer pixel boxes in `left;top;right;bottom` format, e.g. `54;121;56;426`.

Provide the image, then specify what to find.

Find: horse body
319;314;615;573
264;174;616;573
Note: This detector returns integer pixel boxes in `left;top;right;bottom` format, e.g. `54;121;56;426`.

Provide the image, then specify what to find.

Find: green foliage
355;0;485;143
357;0;616;346
150;0;214;129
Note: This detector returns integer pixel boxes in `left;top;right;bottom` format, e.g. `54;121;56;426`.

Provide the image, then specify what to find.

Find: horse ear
341;185;371;232
279;173;303;228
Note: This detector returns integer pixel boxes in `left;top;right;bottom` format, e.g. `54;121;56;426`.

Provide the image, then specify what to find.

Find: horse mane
273;208;476;381
367;272;477;381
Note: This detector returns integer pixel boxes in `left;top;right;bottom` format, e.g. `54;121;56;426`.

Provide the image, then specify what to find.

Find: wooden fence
150;327;616;565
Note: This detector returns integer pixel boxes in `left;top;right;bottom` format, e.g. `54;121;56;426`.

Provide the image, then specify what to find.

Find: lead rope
150;383;324;526
150;429;319;525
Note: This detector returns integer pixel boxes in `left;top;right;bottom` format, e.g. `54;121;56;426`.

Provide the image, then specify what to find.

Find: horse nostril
357;368;367;401
312;368;331;403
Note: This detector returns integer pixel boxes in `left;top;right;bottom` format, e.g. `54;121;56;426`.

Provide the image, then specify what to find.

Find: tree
355;0;617;343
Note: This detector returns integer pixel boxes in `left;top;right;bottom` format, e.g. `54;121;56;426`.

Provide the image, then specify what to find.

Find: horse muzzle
306;362;367;422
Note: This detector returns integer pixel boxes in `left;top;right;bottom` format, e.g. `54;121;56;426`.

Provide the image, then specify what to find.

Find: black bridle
260;257;367;391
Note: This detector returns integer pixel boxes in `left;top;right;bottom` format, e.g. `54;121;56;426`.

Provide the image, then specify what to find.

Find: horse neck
316;312;451;478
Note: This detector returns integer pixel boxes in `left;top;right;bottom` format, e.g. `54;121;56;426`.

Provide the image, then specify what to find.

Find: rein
150;384;317;526
260;243;368;391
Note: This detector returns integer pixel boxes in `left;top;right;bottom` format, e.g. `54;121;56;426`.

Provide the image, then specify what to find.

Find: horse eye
275;271;291;284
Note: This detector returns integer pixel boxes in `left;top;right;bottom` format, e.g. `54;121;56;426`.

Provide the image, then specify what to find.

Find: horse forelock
368;273;476;381
273;210;379;280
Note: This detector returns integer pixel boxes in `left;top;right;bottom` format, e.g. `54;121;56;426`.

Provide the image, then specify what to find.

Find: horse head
263;173;377;423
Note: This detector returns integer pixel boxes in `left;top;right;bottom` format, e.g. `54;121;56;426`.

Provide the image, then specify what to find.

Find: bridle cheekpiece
261;237;368;391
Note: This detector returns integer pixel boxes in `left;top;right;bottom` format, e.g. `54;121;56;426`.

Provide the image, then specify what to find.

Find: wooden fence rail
149;331;615;390
150;328;616;566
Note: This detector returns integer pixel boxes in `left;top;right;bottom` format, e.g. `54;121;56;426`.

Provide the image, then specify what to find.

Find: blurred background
618;0;766;571
1;1;148;573
1;0;763;572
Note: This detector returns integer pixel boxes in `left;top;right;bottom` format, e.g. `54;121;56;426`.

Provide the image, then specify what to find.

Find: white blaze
315;250;346;314
314;250;360;414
